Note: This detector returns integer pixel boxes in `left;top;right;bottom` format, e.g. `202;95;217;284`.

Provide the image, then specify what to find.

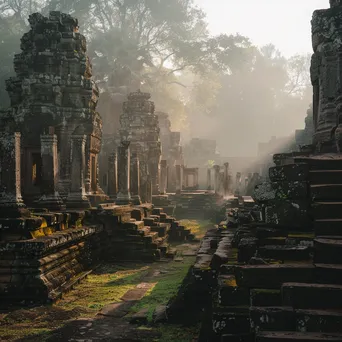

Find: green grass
180;220;212;239
130;257;195;322
0;263;150;341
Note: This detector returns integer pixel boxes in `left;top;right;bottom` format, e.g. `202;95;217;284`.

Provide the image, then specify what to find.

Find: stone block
311;184;342;201
250;307;295;332
314;219;342;236
312;202;342;220
314;238;342;264
238;238;258;263
250;289;282;307
269;164;309;182
258;245;312;261
221;333;254;342
296;309;342;333
282;283;342;309
265;200;311;230
235;265;315;289
315;264;342;285
256;332;342;341
212;306;250;335
217;276;249;307
310;170;342;185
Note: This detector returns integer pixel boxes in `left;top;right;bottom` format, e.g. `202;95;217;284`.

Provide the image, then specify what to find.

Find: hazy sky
195;0;328;57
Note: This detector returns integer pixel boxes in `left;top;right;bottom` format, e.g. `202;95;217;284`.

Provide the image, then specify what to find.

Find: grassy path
0;220;212;342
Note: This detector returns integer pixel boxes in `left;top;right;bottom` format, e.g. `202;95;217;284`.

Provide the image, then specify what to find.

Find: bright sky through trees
195;0;328;57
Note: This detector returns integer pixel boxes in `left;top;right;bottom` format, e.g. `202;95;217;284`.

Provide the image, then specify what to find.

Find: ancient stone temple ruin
157;111;184;193
0;11;105;208
0;11;196;305
119;91;161;202
312;0;342;152
191;2;342;341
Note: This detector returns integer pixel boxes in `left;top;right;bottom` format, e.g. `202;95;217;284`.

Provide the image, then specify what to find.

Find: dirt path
0;220;212;342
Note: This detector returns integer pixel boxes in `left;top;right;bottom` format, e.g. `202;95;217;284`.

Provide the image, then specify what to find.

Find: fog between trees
0;0;311;157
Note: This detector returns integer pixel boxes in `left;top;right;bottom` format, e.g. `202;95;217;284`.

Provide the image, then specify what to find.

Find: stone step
296;156;342;171
314;238;342;264
311;184;342;201
314;219;342;237
295;309;342;333
250;289;282;307
310;170;342;185
212;306;250;335
315;264;342;285
121;220;145;230
256;332;342;341
269;164;309;182
138;226;151;236
258;245;312;262
235;265;315;289
221;333;254;342
282;283;342;309
217;275;249;307
250;307;295;332
311;202;342;220
144;232;159;243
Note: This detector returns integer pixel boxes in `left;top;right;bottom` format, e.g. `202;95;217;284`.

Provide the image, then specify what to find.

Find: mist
0;0;317;164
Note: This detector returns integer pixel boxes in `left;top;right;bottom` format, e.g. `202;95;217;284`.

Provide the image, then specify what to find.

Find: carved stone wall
311;3;342;151
119;91;161;201
0;11;103;203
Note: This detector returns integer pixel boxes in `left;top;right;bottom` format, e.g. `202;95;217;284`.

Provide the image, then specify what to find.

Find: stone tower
1;11;103;204
311;2;342;152
119;91;161;201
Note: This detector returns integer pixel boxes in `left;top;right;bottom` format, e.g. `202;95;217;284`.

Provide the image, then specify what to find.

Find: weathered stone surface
250;307;295;332
296;309;342;333
235;265;315;289
250;289;282;307
256;332;342;341
282;283;342;309
269;164;309;182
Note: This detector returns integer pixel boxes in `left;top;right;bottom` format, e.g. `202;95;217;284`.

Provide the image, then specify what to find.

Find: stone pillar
223;162;229;196
107;152;118;201
214;165;221;194
37;130;65;210
160;160;168;194
0;132;28;217
175;165;183;194
56;120;72;199
116;141;131;205
66;132;91;209
207;168;212;190
146;174;153;204
130;152;141;205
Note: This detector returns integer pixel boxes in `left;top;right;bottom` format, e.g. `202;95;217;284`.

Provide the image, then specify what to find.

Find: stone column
160;160;168;195
56;120;72;199
107;152;118;201
116;141;131;205
235;172;242;196
146;174;153;204
175;165;183;194
66;132;91;209
37;131;65;210
223;162;229;197
207;168;212;190
0;132;28;217
130;152;141;205
214;165;221;194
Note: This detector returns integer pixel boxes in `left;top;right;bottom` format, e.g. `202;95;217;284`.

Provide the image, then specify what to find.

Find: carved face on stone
330;0;342;7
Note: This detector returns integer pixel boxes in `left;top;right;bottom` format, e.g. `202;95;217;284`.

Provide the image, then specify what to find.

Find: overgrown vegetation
0;220;211;341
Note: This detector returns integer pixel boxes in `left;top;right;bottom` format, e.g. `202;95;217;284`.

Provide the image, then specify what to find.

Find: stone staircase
197;154;342;341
